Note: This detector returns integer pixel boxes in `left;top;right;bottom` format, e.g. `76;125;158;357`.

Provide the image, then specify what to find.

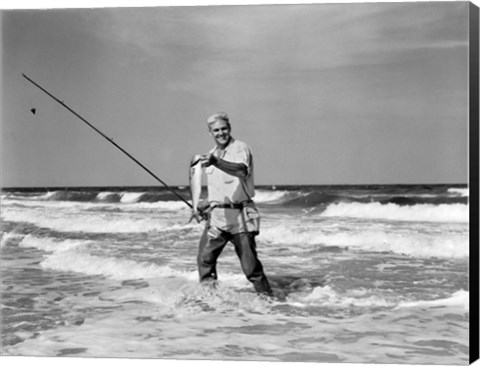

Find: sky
1;0;471;187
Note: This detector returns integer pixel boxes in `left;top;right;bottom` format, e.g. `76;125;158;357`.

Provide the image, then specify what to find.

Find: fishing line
22;76;37;116
21;73;193;209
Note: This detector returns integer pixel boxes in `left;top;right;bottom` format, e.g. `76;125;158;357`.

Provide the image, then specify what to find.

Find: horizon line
1;182;469;191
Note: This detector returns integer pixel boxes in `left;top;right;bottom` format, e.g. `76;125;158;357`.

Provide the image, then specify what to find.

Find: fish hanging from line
189;154;204;223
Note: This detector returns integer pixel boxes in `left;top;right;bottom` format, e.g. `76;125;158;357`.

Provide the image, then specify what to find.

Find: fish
189;154;204;223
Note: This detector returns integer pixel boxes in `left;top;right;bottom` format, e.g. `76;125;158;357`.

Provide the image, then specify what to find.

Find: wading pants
197;226;273;297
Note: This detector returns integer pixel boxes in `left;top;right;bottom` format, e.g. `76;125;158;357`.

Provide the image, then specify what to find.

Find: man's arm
202;154;248;179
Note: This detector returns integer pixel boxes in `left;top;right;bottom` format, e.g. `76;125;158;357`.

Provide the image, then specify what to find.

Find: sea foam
259;226;468;258
97;192;118;201
396;290;469;311
120;192;145;203
321;202;468;223
18;235;195;281
1;232;25;248
301;285;395;307
2;206;193;234
3;196;187;211
254;190;290;203
42;249;192;281
448;188;469;197
19;235;89;252
298;285;469;311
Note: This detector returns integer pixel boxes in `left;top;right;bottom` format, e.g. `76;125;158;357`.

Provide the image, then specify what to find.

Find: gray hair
207;112;230;126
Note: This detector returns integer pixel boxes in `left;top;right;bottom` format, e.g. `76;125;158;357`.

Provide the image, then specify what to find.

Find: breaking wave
16;235;195;281
254;189;290;203
320;202;468;223
300;286;468;311
259;226;468;259
448;188;469;197
15;235;469;312
2;207;194;233
396;290;469;311
3;185;468;209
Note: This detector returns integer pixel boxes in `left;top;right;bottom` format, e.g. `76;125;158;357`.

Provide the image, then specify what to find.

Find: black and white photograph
1;0;477;364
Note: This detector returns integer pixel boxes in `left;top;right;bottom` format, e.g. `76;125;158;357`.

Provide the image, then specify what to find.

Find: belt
213;200;253;209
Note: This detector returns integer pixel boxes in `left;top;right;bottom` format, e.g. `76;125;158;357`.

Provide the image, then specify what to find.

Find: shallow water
0;185;469;363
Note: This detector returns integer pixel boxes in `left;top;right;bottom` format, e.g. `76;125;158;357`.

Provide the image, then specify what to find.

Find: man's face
208;119;231;148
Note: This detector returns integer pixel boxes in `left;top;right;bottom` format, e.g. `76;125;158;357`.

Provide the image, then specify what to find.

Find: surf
259;224;468;258
320;202;468;223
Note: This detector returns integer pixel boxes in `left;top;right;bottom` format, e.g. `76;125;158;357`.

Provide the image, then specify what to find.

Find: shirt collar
211;137;235;154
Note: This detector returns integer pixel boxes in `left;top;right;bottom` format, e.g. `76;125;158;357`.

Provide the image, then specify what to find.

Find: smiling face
208;119;232;149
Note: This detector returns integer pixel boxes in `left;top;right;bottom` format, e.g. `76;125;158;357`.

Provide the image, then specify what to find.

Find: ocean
0;184;470;364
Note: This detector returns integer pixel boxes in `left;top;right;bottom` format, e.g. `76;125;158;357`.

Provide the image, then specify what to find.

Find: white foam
19;234;89;252
448;188;469;197
17;234;195;281
254;189;290;203
2;206;193;233
299;285;395;307
3;197;187;212
96;191;117;200
17;234;248;290
298;286;469;311
38;191;58;200
396;290;469;311
42;248;192;280
120;192;145;203
125;201;187;211
259;226;468;258
1;232;24;248
41;245;252;286
2;198;90;209
321;202;468;223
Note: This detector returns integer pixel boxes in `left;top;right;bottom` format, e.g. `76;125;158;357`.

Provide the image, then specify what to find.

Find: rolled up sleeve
230;143;253;177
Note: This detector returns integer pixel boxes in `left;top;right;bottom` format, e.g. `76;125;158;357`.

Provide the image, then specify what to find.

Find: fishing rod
22;73;193;209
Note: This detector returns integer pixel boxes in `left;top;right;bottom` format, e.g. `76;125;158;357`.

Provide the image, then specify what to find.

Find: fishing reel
189;201;211;223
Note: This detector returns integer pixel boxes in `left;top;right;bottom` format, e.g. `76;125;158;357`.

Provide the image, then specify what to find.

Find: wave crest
321;202;468;223
259;226;468;258
254;189;290;203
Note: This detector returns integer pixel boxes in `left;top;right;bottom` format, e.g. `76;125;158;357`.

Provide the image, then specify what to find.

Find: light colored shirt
205;138;255;204
205;138;258;234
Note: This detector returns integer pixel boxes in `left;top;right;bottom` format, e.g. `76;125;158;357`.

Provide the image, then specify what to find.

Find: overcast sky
2;1;470;187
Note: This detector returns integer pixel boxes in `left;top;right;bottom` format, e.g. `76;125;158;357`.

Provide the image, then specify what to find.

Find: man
191;112;274;298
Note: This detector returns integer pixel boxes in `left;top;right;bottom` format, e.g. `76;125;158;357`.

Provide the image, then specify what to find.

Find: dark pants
197;226;273;297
